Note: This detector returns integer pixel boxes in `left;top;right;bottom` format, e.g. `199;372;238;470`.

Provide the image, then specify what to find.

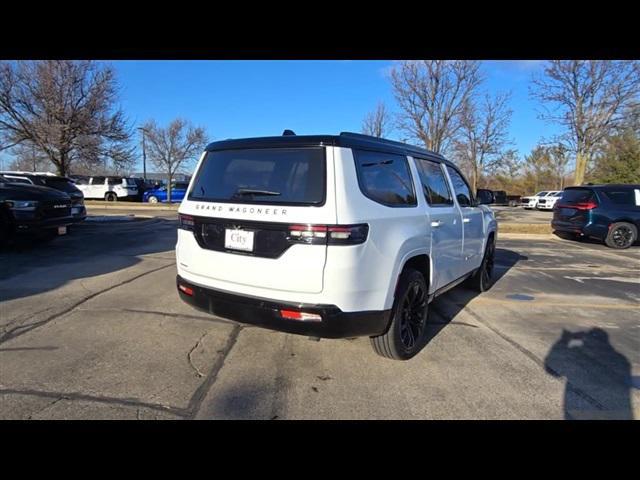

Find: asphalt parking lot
1;210;638;419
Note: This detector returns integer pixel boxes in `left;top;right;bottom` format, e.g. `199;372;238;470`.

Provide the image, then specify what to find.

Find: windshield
536;191;548;196
189;148;326;205
43;177;80;193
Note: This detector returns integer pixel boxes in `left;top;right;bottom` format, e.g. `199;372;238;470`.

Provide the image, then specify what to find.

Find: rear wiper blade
232;188;281;197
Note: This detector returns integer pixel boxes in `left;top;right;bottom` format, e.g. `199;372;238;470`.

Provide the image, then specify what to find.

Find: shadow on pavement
544;328;634;420
0;218;177;303
425;248;527;347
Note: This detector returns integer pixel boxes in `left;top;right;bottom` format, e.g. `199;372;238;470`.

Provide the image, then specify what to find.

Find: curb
86;203;179;211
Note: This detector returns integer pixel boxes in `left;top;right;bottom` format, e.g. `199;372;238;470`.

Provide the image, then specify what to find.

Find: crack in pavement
0;263;175;345
189;325;242;419
0;387;187;417
188;331;209;378
75;307;239;326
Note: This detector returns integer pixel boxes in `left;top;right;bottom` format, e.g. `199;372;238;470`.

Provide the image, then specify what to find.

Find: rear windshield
188;148;326;205
42;177;80;193
560;188;594;203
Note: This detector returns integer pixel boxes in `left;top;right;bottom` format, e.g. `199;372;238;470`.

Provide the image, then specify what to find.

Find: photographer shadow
544;328;634;420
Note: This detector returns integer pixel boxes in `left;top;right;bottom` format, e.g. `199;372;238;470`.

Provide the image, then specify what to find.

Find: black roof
567;184;640;189
0;171;72;181
204;131;453;166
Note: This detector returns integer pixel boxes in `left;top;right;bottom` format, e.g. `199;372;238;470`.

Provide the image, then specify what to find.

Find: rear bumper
551;220;607;240
176;275;391;339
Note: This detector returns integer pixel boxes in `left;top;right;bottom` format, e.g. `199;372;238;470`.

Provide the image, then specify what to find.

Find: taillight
287;224;369;245
556;201;598;211
179;213;195;231
279;309;322;322
178;284;194;296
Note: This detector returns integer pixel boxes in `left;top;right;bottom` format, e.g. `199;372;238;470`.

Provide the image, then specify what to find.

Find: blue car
143;182;190;204
552;184;640;249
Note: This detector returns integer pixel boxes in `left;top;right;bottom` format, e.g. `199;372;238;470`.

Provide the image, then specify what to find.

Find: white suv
176;132;498;360
74;176;139;201
536;191;562;210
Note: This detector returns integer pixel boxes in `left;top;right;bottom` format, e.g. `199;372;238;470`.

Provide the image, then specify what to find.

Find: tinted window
108;177;123;186
189;148;325;205
560;188;594;203
354;150;416;207
173;183;189;190
42;177;80;193
92;176;106;185
5;176;31;185
602;189;636;205
415;159;453;205
446;166;474;207
72;176;90;185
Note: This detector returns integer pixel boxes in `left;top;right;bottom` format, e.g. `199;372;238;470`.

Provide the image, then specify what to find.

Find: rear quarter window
601;189;637;206
353;149;417;207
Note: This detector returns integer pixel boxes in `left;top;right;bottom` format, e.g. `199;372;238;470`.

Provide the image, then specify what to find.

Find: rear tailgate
553;188;597;225
177;146;335;294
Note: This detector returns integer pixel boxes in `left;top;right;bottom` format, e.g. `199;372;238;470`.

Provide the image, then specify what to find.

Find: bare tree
143;119;207;203
548;143;570;189
0;61;134;176
530;60;640;185
6;141;50;172
362;102;391;137
390;60;483;154
452;92;513;191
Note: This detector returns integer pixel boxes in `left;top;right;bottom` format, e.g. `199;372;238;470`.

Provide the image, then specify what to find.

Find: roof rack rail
339;132;444;159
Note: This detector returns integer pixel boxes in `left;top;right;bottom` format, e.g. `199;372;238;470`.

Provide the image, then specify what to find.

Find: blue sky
1;60;563;171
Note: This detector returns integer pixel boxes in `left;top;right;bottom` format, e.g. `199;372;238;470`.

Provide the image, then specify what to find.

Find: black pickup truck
0;174;74;245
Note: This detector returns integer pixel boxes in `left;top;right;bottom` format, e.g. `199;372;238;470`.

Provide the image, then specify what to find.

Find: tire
105;192;117;202
468;235;496;293
605;222;637;249
147;196;159;204
370;268;429;361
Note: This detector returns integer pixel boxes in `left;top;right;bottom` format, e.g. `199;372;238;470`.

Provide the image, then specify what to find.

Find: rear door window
414;158;453;206
353;149;417;207
91;176;106;186
189;148;326;206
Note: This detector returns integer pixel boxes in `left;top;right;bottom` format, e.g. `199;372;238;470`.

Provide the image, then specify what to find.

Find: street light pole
137;127;147;181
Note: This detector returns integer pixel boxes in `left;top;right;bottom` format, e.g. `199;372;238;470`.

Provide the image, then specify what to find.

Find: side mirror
476;189;495;205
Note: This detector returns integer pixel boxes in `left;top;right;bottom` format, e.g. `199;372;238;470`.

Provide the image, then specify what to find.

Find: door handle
463;218;471;223
431;220;443;228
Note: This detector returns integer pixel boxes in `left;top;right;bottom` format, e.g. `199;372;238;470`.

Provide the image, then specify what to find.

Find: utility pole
137;127;147;181
32;143;36;172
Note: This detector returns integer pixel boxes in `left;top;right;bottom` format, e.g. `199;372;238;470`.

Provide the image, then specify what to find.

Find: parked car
0;171;86;223
73;176;139;201
175;131;497;360
0;174;74;245
491;190;520;207
552;184;640;249
143;182;190;203
520;191;558;209
537;191;563;211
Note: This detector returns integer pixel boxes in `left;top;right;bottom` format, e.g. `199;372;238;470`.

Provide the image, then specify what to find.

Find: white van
74;176;139;201
176;132;497;360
